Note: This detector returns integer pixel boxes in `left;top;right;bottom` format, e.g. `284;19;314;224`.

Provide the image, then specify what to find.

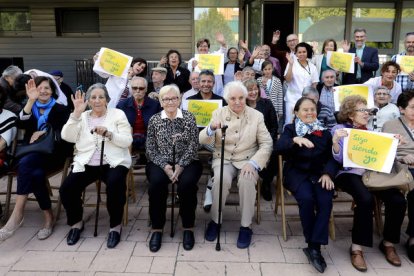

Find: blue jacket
116;96;162;130
276;123;339;193
342;46;379;84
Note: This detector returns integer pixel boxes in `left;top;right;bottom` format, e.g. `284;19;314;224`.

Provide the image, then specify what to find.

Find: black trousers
259;151;278;189
292;179;334;246
336;173;406;246
146;160;202;229
59;165;128;228
406;169;414;238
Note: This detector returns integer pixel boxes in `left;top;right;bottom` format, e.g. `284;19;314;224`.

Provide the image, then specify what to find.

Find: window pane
194;8;239;50
351;3;396;49
247;1;262;51
195;0;238;7
400;2;414;52
0;9;30;32
55;8;99;35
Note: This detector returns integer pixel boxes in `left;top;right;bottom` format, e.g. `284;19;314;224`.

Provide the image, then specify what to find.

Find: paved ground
0;171;413;276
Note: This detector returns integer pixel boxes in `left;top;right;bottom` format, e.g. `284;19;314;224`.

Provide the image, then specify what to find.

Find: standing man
342;28;379;84
270;31;299;75
392;32;414;92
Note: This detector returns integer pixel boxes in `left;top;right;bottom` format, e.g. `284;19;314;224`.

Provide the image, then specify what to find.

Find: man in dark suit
342;28;379;84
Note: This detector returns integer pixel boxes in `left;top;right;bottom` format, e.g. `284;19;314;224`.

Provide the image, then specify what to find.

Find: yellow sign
196;54;224;75
397;55;414;74
347;129;394;172
99;48;130;77
187;100;220;127
338;85;369;103
327;51;354;73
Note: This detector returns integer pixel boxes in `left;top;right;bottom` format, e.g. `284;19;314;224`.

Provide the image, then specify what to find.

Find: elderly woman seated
145;85;202;253
382;91;414;263
332;95;407;271
276;97;338;273
200;81;273;249
368;86;400;132
59;83;132;249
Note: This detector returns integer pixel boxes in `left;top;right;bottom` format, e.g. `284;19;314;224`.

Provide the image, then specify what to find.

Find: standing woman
311;39;338;80
0;76;71;241
223;47;242;85
59;83;132;249
276;97;337;273
284;42;319;125
332;95;406;272
145;85;202;252
257;61;284;126
159;49;191;93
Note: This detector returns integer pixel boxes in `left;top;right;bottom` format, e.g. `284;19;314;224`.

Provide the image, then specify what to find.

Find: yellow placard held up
396;55;414;75
99;48;130;77
187;100;221;127
195;54;224;75
333;85;373;111
346;129;395;172
327;51;355;73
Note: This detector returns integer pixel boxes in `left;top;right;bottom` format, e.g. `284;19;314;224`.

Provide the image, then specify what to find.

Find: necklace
298;60;311;75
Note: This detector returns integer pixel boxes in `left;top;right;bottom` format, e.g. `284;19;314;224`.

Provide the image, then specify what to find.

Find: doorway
263;1;295;51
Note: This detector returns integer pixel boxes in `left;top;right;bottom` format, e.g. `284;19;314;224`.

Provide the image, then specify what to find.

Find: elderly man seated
200;81;272;249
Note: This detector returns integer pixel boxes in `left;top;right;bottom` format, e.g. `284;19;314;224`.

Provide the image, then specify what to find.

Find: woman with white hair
200;81;273;249
145;85;202;253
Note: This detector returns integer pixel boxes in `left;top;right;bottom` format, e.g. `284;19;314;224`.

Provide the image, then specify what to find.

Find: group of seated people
0;28;413;274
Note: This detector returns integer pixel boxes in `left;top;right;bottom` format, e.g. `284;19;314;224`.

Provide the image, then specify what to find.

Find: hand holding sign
194;54;224;75
343;129;398;173
93;47;133;79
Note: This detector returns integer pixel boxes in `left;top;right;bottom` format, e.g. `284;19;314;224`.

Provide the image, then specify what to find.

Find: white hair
222;81;248;102
2;65;22;78
159;84;180;99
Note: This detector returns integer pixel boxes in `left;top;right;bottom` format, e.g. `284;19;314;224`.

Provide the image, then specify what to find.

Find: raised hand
234;71;243;81
310;41;319;54
215;32;226;46
239;40;248;51
341;40;350;52
238;48;246;63
252;46;262;58
71;90;88;117
272;30;280;44
159;56;168;66
286;52;294;65
191;59;198;71
25;79;39;102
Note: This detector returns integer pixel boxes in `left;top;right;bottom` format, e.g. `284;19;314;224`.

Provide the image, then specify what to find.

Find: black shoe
261;183;272;201
203;204;212;213
407;240;414;262
183;230;195;251
303;247;326;273
66;225;84;246
107;230;121;249
149;232;162;252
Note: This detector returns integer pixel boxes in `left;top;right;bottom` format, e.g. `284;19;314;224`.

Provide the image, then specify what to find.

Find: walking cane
216;125;228;251
94;135;105;237
170;140;176;238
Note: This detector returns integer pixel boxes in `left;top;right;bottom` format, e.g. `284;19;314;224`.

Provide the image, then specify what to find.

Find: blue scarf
295;117;326;137
32;98;56;130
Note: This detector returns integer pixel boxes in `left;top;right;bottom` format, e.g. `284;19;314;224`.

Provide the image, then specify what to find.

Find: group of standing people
0;27;413;275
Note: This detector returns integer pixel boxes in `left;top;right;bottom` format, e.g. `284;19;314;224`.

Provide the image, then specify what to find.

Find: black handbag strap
399;117;414;142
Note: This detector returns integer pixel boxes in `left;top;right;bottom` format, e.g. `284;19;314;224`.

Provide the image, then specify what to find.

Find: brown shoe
379;241;401;267
350;247;368;272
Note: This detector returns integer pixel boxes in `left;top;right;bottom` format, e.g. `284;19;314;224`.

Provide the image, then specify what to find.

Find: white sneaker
0;218;24;241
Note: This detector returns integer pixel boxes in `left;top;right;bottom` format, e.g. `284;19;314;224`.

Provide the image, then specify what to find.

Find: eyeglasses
375;93;389;96
131;86;146;91
161;97;179;103
355;108;370;113
287;39;298;43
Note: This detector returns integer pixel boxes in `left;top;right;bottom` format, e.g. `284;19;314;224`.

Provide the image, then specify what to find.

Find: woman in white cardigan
59;83;132;249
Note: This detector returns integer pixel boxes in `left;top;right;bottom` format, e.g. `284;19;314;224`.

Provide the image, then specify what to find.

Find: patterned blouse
146;109;199;168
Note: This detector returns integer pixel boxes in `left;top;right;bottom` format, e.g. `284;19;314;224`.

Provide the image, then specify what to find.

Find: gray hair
85;83;111;102
223;81;248;102
374;86;390;95
242;66;254;73
322;69;336;78
159;84;180;100
2;65;22;78
131;76;148;87
354;28;367;34
302;86;319;98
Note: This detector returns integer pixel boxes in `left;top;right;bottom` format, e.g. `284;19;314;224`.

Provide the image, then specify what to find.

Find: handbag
362;161;413;191
14;125;55;159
